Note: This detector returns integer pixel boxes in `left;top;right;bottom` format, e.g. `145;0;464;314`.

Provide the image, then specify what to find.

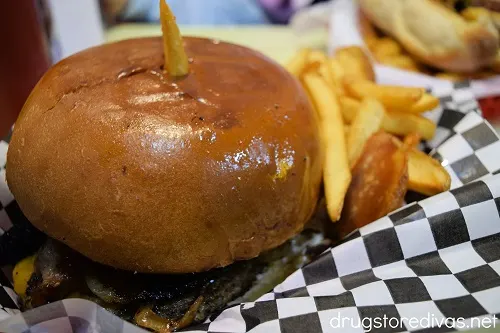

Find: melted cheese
13;255;36;298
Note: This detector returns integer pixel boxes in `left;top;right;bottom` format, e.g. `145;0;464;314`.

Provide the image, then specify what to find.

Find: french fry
318;61;336;90
339;96;360;123
160;0;189;76
337;132;408;237
303;73;351;222
378;55;421;72
340;97;436;140
301;51;337;92
347;98;385;168
329;59;346;95
407;148;451;196
393;135;449;196
403;132;421;149
383;111;436;140
308;52;336;89
301;50;327;76
308;50;328;64
372;38;402;58
408;93;440;114
335;46;375;82
365;37;380;52
286;48;310;77
344;79;424;110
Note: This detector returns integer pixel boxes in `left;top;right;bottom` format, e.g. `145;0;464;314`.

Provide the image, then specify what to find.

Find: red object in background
0;0;50;138
479;97;500;125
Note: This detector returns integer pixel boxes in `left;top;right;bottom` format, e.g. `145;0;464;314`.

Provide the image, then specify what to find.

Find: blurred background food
359;0;500;74
356;0;500;126
359;6;500;79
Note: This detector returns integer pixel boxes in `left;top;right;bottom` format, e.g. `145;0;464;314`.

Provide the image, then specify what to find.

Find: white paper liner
0;84;499;332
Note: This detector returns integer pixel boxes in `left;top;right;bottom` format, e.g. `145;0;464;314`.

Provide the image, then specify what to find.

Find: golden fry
393;136;449;196
407;148;451;196
337;132;408;238
372;38;402;58
308;52;336;89
160;0;189;76
300;50;329;77
408;93;440;114
365;37;380;53
344;79;424;110
308;50;328;64
403;132;421;149
329;58;346;95
286;48;311;77
339;96;360;123
303;73;351;222
347;98;386;168
383;111;436;140
339;97;436;140
378;55;421;72
335;46;375;82
318;62;336;90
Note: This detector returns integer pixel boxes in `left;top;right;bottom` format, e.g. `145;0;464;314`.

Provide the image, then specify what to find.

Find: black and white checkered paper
0;83;499;333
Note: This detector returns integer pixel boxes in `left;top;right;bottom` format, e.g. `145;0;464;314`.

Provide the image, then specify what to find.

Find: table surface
106;24;327;65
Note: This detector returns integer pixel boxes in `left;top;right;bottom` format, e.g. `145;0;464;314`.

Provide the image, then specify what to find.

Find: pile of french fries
287;46;451;234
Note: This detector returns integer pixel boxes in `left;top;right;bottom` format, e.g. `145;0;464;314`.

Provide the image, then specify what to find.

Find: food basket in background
328;0;500;99
328;0;500;130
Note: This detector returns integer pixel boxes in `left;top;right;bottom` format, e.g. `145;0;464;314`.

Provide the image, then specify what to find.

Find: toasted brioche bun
359;0;499;72
6;37;323;273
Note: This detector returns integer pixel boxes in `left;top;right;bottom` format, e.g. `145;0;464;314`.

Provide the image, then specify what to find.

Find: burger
5;18;324;333
359;0;500;73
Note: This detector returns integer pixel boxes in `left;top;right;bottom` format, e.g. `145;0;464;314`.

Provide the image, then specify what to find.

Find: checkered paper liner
0;83;499;333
